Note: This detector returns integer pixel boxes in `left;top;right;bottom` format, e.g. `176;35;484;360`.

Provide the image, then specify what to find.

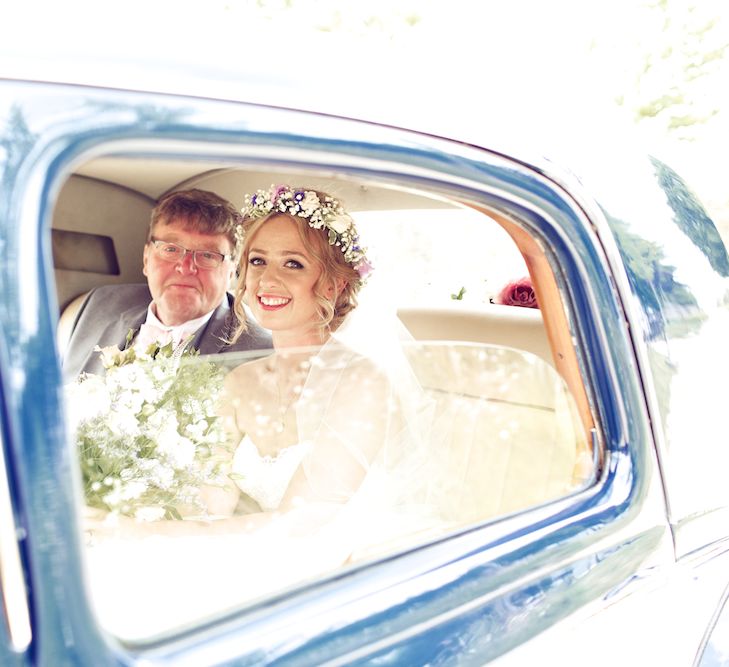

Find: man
63;188;271;379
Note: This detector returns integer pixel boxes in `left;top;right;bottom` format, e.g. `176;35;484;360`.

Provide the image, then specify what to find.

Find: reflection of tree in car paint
651;157;729;278
607;215;700;340
0;104;37;189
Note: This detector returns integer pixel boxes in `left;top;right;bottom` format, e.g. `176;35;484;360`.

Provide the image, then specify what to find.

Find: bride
210;184;393;518
206;184;440;538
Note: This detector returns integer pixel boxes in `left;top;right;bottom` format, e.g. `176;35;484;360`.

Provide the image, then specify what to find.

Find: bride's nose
259;263;280;286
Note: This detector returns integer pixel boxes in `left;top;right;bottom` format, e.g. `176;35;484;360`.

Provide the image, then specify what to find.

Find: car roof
3;24;666;283
0;25;640;182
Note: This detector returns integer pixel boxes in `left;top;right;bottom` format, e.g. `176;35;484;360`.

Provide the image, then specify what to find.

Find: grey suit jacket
62;283;272;380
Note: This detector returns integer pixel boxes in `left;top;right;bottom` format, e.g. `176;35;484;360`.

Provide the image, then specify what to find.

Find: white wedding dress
230;436;310;511
85;274;587;641
218;302;452;566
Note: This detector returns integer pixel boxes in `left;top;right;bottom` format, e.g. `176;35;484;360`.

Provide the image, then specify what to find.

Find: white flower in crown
241;185;372;284
328;213;353;235
299;191;320;216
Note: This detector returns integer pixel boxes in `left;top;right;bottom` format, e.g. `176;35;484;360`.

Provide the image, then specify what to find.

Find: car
2;47;729;667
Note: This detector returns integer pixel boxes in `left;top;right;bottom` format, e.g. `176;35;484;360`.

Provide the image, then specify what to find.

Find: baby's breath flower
107;408;141;439
185;420;207;439
120;480;147;501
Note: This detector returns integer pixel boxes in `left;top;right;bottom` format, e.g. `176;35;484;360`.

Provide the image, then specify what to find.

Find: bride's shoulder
319;347;390;394
223;354;270;391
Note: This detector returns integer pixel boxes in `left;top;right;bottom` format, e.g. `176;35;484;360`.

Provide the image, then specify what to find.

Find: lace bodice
231;436;310;511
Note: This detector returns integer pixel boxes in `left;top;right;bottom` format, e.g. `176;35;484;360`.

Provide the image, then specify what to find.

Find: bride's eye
285;259;304;269
249;256;265;267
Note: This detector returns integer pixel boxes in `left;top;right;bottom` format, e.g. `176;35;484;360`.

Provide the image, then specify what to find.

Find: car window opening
54;162;598;640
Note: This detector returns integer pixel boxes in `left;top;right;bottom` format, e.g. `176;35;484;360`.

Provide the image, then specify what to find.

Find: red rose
496;277;538;309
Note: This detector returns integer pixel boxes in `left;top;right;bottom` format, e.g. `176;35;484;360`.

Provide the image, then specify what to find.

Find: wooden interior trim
474;206;596;481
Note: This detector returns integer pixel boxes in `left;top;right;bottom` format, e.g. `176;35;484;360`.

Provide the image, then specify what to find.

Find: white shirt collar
144;303;216;341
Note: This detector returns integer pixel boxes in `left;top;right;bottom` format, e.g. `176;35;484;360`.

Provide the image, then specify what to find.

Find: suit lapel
77;303;147;375
96;305;147;352
194;297;233;355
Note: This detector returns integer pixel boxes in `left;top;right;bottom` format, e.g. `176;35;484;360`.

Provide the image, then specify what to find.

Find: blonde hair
231;204;363;342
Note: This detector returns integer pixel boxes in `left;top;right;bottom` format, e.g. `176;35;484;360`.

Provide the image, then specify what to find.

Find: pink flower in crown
496;276;538;309
271;184;289;203
354;258;374;281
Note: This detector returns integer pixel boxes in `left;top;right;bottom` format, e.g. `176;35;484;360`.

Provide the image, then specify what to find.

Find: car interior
52;153;598;639
55;159;569;361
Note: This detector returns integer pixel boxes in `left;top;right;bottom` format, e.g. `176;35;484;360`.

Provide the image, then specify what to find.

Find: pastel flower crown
240;185;373;282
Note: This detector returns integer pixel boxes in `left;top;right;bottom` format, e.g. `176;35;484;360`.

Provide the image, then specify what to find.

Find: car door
0;76;709;665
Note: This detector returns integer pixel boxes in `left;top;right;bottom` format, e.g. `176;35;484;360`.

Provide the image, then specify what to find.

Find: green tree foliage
617;1;728;141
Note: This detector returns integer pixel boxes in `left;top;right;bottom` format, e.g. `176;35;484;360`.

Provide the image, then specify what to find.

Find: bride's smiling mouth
258;294;291;310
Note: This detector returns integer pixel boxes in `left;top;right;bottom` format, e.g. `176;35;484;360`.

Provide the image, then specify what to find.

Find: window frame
0;79;667;665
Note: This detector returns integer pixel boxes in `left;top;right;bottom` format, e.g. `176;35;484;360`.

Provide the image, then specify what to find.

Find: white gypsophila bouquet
66;336;229;521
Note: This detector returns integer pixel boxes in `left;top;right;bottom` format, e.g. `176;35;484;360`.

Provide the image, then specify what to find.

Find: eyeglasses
149;239;231;269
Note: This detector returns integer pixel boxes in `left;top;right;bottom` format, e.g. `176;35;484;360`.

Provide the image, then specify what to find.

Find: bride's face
244;215;326;346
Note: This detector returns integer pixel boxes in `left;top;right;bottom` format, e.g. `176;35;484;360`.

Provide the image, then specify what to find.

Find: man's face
143;218;235;326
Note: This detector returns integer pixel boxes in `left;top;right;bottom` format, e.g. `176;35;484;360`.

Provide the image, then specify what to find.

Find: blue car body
0;57;728;666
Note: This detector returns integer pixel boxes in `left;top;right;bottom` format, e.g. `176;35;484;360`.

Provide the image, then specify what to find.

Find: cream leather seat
397;302;552;365
56;291;90;357
404;342;585;522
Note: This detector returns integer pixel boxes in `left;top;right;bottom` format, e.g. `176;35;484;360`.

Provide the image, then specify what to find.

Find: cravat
134;318;203;352
134;323;174;351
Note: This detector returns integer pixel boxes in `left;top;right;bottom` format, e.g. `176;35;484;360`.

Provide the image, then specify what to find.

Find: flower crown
240;185;373;282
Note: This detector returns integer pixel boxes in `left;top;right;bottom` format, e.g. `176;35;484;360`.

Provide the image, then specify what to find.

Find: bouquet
66;336;228;520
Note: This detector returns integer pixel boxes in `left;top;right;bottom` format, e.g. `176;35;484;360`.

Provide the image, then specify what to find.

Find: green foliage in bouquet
67;335;229;520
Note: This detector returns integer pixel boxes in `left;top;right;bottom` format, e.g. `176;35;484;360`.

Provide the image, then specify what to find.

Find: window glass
355;208;527;306
60;171;594;640
77;343;587;639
